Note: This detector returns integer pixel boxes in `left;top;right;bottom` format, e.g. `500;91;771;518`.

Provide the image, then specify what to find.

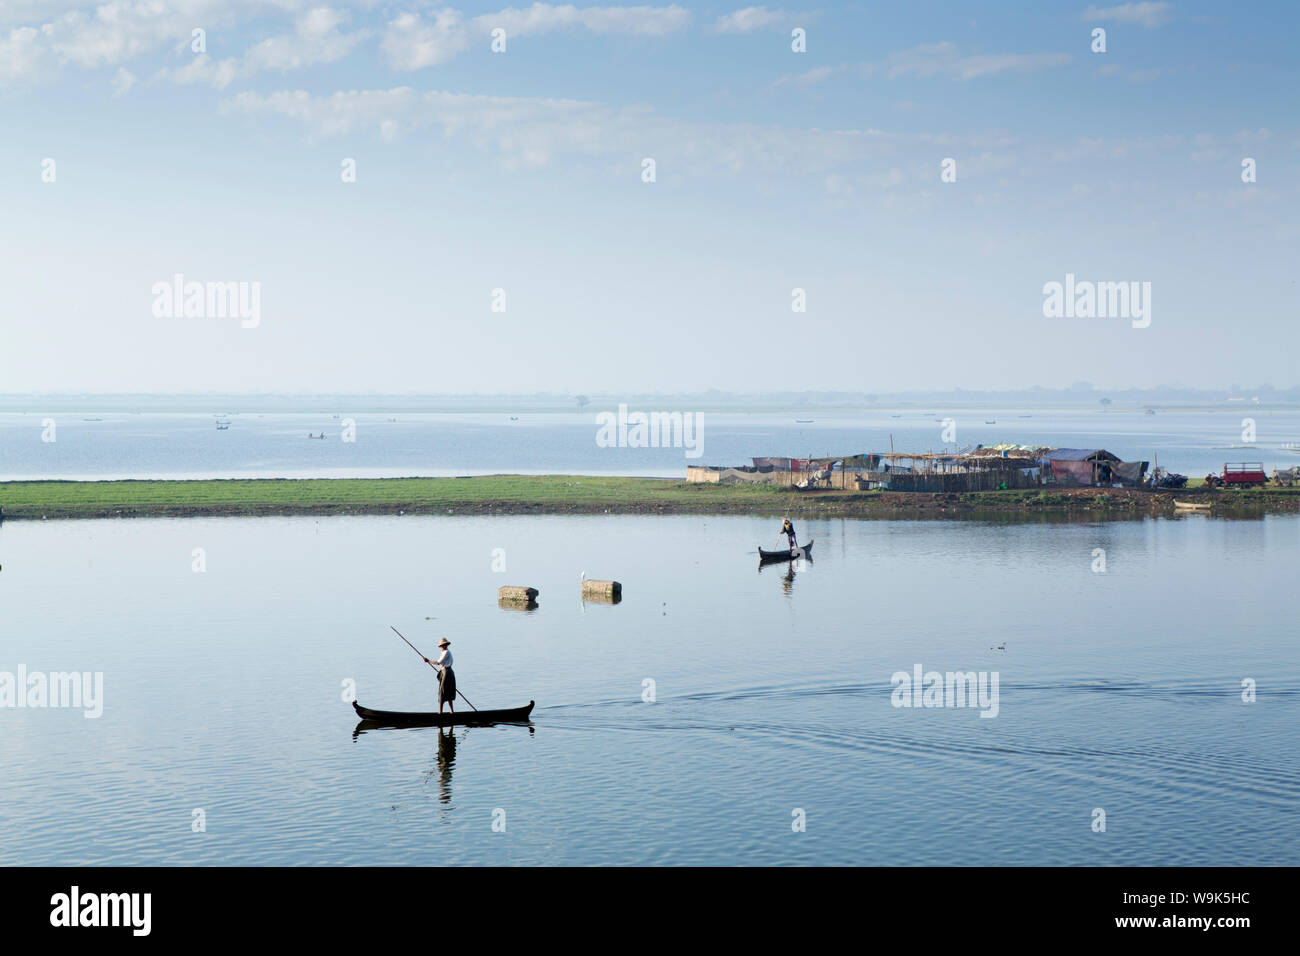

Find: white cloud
163;52;240;89
39;1;230;71
111;65;137;95
0;2;86;27
0;2;360;88
149;6;365;87
382;4;691;70
482;3;691;37
1082;3;1174;28
223;85;965;178
878;42;1071;81
713;6;788;34
382;9;470;70
242;7;365;73
0;26;56;84
950;52;1072;80
2;2;692;84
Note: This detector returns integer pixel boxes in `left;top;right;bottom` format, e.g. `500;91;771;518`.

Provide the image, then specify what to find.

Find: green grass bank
1;475;1297;520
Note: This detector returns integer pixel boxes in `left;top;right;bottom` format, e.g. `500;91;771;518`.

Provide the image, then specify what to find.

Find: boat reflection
758;554;811;595
353;717;535;738
352;721;536;813
353;705;537;739
427;728;457;805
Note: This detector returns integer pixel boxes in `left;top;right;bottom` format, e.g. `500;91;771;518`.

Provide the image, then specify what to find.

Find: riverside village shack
687;446;1147;492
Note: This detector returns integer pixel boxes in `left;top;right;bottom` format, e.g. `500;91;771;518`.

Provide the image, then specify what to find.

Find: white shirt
435;648;453;668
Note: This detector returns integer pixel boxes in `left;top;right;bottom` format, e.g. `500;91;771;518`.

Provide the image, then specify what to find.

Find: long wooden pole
390;626;478;712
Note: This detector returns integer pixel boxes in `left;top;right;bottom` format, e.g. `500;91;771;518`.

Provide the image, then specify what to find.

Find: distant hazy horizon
2;383;1299;411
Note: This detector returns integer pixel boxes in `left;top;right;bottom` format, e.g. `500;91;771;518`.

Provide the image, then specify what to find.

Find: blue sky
1;1;1296;394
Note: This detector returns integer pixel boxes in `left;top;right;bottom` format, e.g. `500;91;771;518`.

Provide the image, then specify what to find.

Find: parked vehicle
1222;462;1268;488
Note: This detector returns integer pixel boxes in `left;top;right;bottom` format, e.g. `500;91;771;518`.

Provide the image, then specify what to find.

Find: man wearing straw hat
780;516;798;552
423;638;456;714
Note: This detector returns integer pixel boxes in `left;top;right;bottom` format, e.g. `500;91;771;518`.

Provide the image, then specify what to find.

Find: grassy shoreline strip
1;475;1297;520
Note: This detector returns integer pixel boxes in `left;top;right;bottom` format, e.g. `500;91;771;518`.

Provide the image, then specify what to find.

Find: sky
0;0;1296;395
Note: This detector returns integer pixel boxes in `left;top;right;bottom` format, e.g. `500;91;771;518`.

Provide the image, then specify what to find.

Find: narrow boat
352;700;534;727
1173;500;1211;511
758;539;814;562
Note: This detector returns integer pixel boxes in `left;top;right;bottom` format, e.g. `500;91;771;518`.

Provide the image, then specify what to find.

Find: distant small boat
216;424;230;431
758;539;814;563
985;420;996;424
795;419;814;423
1145;408;1156;415
83;418;103;422
308;433;327;439
1282;443;1300;454
1173;500;1211;511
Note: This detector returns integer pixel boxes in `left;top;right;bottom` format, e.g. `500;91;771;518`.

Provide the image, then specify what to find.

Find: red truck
1221;462;1268;488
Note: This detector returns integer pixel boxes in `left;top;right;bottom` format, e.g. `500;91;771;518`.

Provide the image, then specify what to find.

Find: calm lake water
2;407;1299;480
1;512;1296;865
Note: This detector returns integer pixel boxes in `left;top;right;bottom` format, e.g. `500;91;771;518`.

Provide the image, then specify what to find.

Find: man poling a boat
780;517;798;552
423;638;457;714
382;626;498;722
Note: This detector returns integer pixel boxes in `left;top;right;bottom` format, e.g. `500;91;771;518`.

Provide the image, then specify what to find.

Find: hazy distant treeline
2;384;1298;413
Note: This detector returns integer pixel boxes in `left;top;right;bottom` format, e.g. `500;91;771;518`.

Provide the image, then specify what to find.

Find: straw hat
438;638;450;647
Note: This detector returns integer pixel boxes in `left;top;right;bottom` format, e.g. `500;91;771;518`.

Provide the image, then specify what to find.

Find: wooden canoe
352;700;535;727
758;539;813;562
1173;500;1211;511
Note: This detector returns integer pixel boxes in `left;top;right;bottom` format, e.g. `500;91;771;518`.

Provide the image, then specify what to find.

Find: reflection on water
430;729;457;807
1;511;1297;865
757;555;811;596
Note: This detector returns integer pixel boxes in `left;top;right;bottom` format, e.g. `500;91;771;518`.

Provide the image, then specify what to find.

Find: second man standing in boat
781;517;798;552
424;638;456;714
